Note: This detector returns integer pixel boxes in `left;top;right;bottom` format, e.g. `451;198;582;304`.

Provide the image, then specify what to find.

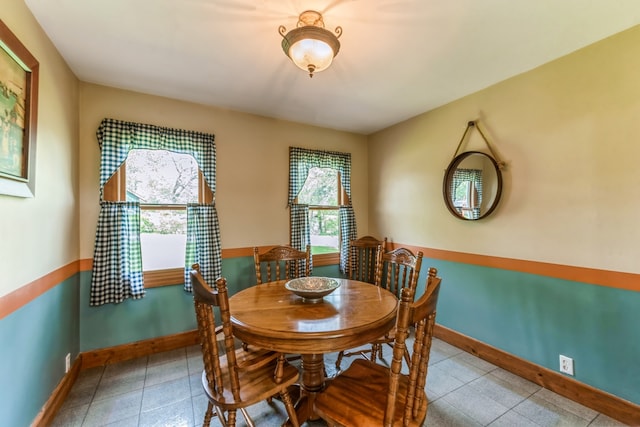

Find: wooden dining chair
375;246;424;300
253;245;311;284
345;235;387;284
315;275;442;427
190;264;300;427
370;258;431;365
252;245;311;363
333;236;386;371
335;247;424;371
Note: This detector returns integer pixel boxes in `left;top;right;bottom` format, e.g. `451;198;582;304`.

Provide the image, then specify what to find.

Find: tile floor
52;338;628;426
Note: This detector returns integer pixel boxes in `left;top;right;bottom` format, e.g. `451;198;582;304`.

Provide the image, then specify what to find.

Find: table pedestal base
283;353;326;426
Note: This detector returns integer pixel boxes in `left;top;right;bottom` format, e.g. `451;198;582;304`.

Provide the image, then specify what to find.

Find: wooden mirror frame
443;151;503;221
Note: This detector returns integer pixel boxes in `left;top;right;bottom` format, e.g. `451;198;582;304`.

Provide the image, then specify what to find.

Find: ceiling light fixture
279;10;342;78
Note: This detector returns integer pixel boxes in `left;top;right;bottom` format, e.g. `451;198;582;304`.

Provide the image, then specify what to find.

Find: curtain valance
288;147;352;206
97;118;216;200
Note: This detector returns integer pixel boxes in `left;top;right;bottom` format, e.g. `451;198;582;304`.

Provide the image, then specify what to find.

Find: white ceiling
25;0;640;135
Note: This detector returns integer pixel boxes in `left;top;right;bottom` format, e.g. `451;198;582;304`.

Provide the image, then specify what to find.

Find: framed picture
0;20;39;197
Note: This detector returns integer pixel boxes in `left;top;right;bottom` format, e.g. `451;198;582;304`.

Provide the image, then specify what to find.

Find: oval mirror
443;151;503;220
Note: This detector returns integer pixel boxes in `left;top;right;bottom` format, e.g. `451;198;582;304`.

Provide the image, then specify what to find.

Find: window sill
144;268;184;288
313;252;339;267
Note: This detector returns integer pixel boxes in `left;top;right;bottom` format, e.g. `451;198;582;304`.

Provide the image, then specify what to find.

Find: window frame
103;156;213;287
296;169;347;267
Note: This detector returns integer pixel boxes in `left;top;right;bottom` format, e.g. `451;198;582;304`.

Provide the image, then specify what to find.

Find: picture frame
0;20;39;197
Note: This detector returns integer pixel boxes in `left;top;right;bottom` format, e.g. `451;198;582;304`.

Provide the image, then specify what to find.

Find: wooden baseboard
38;327;640;426
434;324;640;426
32;355;82;427
81;329;200;369
34;330;200;426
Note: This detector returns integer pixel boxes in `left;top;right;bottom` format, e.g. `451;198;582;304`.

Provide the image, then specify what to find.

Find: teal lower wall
0;274;80;427
79;271;196;351
8;255;635;427
78;256;639;405
417;259;640;406
79;259;341;352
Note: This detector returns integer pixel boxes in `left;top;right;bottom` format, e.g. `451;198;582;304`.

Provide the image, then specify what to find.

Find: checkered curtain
289;203;312;273
451;168;483;219
91;202;145;304
184;204;221;291
91;118;218;305
288;147;355;273
339;206;357;272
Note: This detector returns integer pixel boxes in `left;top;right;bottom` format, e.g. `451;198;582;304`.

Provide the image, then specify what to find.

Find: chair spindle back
253;245;311;284
374;247;423;299
347;235;387;284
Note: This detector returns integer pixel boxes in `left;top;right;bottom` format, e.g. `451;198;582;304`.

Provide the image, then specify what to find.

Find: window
91;118;219;305
104;149;213;287
288;147;356;273
297;167;343;257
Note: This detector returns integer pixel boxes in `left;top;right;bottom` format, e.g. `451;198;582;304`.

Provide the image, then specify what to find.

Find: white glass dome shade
279;11;342;78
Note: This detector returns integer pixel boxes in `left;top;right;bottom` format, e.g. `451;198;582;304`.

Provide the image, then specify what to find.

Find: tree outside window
125;149;199;271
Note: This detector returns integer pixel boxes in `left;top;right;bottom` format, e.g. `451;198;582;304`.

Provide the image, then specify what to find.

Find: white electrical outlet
65;353;71;373
559;354;574;375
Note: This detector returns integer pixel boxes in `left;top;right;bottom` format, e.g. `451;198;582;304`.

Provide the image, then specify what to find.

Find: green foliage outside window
297;167;338;206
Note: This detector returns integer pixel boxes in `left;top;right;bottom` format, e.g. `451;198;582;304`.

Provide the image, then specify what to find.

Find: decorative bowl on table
285;277;340;303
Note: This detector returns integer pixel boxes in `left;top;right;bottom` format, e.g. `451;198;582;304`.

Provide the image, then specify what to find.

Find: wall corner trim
31;355;81;427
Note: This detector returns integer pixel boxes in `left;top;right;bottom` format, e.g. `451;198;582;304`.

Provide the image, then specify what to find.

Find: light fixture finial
279;10;342;78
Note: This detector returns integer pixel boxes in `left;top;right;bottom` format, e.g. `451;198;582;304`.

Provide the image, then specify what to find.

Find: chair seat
231;346;279;371
202;359;300;410
216;331;281;371
315;359;427;427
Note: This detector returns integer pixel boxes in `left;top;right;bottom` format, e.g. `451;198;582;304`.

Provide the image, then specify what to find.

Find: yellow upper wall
3;2;638;300
0;3;79;298
368;25;640;274
78;83;368;258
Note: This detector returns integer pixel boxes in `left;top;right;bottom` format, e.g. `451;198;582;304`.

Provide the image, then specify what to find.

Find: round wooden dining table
229;277;398;425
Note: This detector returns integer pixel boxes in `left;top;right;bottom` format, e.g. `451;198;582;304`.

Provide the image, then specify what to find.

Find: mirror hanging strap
450;121;505;169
